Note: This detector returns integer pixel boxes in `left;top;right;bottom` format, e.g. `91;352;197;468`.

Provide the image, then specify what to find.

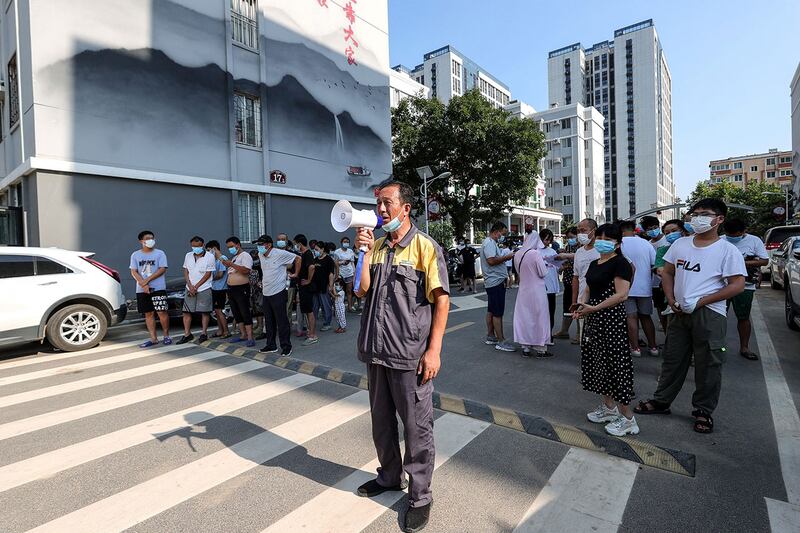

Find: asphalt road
0;283;798;532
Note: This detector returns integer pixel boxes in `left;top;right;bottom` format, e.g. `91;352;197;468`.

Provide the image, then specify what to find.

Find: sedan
770;237;800;290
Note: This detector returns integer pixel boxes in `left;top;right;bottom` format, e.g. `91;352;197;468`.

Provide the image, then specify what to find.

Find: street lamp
763;190;795;225
416;166;452;234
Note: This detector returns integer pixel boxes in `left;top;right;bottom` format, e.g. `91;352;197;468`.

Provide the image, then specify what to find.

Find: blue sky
388;0;800;200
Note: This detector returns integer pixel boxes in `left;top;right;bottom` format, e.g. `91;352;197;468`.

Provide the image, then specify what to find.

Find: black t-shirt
299;250;315;289
459;246;478;266
585;253;633;300
312;255;335;292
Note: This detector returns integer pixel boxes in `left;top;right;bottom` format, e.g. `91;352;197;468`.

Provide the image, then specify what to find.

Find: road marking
449;293;487;313
513;448;638;533
0;359;267;441
0;343;196;387
751;299;800;531
0;373;319;493
264;413;489;532
29;391;371;532
445;321;474;334
0;350;227;408
0;333;146;371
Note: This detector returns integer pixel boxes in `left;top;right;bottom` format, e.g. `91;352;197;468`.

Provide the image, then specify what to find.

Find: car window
767;227;800;245
0;255;36;278
793;240;800;251
35;257;72;275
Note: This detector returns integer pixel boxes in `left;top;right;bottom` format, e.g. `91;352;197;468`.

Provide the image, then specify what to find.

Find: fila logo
676;259;701;272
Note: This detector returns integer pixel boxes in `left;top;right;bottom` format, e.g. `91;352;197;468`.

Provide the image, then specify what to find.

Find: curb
195;338;696;477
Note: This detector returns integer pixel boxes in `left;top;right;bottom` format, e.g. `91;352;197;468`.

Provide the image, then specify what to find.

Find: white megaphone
330;199;384;232
330;200;384;292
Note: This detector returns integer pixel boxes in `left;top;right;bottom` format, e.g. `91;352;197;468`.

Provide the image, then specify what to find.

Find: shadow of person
154;412;355;488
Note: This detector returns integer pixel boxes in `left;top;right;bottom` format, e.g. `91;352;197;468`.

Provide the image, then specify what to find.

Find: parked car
762;225;800;276
770;236;800;290
446;244;483;283
783;242;800;331
129;276;231;322
0;247;127;351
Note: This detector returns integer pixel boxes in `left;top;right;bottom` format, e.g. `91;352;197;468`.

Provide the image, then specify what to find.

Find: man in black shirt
312;240;337;332
294;234;318;345
458;241;479;293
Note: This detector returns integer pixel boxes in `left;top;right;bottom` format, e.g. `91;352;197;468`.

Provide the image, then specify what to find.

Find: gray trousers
653;306;728;414
367;362;435;508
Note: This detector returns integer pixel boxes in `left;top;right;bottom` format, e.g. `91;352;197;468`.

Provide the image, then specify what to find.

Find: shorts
212;289;227;310
562;282;573;315
485;283;506;317
227;283;252;324
728;290;754;320
183;288;213;313
137;290;168;314
625;296;654;316
652;286;668;312
299;287;315;314
343;276;354;285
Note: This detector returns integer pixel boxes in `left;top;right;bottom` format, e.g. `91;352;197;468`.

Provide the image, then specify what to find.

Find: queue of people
479;197;752;437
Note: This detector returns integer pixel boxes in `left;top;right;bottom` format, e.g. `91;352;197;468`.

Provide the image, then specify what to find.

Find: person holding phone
573;223;636;436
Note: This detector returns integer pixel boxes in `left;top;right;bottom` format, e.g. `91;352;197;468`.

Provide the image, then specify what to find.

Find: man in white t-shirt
620;221;658;357
634;199;745;434
334;237;358;311
571;218;600;345
255;235;301;357
178;236;217;344
722;218;769;360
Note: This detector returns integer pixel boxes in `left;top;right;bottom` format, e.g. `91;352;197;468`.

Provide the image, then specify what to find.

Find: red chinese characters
313;0;361;66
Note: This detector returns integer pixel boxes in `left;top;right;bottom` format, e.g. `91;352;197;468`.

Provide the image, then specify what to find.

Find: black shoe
404;502;432;532
536;351;555;358
281;347;293;357
356;478;408;498
176;334;194;345
198;334;208;343
260;346;279;354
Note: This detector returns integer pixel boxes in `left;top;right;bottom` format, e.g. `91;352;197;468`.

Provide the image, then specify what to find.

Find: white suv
0;247;127;351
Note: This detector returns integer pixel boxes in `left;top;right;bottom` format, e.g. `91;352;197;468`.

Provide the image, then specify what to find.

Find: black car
131;276;231;322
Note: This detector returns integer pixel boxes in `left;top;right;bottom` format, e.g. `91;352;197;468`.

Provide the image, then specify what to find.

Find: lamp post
416;166;451;234
763;190;795;225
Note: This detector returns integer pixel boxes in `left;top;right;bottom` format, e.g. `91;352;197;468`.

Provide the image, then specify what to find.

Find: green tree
427;220;455;249
391;89;546;237
685;180;785;236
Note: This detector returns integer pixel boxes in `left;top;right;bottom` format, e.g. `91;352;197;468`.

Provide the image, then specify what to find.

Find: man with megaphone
340;180;449;532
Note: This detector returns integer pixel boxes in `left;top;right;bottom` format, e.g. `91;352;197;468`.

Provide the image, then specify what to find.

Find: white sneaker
648;347;660;357
630;349;642;357
495;341;516;352
605;416;640;436
484;335;499;345
587;404;619;423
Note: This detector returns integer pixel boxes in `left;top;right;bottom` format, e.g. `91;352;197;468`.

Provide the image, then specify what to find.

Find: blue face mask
726;235;744;244
313;250;321;258
191;246;204;255
382;215;402;233
228;247;238;255
665;231;682;244
257;245;267;254
342;242;350;249
646;229;662;239
276;240;287;248
498;235;506;243
594;239;617;254
567;238;577;246
684;222;695;235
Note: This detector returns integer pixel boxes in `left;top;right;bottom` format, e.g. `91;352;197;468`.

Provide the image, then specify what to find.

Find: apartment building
0;0;392;272
708;149;794;189
792;62;800;216
547;20;675;221
394;45;510;108
389;66;429;108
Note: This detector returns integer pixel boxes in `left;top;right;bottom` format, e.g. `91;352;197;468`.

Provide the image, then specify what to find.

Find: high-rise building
547;19;674;221
390;66;430;108
708;149;794;189
393;45;510;108
791;62;800;217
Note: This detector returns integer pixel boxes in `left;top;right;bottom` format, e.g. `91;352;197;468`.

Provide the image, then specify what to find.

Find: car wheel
46;304;108;351
786;284;800;332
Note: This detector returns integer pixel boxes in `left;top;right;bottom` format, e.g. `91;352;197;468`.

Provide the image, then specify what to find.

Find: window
732;174;743;182
562;137;572;148
750;165;758;172
766;157;776;166
562;156;572;167
586;175;591;187
711;163;730;171
780;156;792;164
8;54;19;129
545;177;553;188
563;175;572;186
231;0;258;50
767;171;776;178
780;169;793;177
546;196;554;207
452;60;461;77
234;92;262;147
563;195;572;205
35;257;71;275
238;192;265;242
584;140;589;150
0;255;35;278
733;161;742;169
560;118;571;129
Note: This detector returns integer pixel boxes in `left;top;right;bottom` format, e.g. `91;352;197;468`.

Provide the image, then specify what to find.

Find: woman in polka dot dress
572;223;638;436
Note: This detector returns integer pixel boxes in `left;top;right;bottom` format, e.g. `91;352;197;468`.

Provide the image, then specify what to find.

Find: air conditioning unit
553;158;562;165
553;138;561;145
552;120;560;127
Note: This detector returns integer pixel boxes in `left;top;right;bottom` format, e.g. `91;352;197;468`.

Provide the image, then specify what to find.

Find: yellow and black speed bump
195;338;695;477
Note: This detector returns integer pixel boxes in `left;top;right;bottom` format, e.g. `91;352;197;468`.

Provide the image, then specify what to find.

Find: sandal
692;409;714;433
740;350;759;361
634;399;671;415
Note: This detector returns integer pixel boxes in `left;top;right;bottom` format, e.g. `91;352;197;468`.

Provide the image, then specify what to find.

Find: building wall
389;69;429;108
709;150;794;189
791;62;800;214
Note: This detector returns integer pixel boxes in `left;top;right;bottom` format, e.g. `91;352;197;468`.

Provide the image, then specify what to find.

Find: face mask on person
228;246;238;255
665;231;682;244
191;246;204;255
689;215;718;234
313;249;321;258
276;240;287;249
684;222;695;235
726;235;744;244
257;245;267;254
341;242;350;249
577;233;591;246
143;239;156;249
646;229;662;239
594;239;617;254
381;213;403;233
567;238;577;246
498;234;506;243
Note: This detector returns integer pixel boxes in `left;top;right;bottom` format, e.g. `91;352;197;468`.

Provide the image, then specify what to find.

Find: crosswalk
0;328;645;532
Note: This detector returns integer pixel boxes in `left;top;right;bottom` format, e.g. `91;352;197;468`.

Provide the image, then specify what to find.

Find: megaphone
330;200;384;232
330;200;384;293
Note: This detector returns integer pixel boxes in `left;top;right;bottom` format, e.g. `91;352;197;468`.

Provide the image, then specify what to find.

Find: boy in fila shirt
635;198;745;435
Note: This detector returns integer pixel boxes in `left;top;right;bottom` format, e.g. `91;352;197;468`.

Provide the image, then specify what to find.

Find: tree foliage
685;180;787;236
427;220;455;249
391;89;546;237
